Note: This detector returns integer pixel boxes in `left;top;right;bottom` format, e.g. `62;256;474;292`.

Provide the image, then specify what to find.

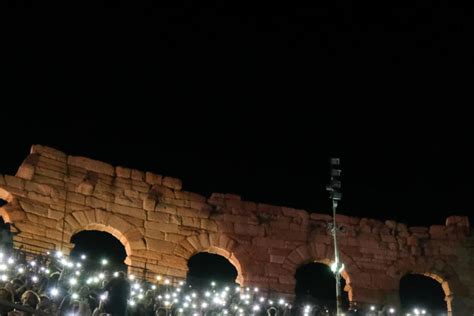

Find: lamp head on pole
327;158;342;201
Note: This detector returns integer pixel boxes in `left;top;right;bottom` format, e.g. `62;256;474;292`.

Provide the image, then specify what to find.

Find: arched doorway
186;252;239;290
294;262;349;314
0;199;9;223
70;230;127;272
400;274;447;314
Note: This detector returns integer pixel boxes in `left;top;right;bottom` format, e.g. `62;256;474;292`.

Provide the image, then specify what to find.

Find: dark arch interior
295;262;349;312
0;199;7;207
400;274;446;313
186;252;238;289
70;230;127;272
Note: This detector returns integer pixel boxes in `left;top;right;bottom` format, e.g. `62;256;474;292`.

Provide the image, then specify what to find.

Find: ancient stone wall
0;145;472;314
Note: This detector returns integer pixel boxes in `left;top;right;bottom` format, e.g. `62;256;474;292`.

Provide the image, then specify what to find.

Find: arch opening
294;262;350;314
70;230;127;272
400;273;448;314
0;199;10;223
186;252;239;290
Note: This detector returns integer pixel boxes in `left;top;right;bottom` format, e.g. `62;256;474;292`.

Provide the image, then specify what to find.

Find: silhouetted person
104;271;130;316
0;222;20;255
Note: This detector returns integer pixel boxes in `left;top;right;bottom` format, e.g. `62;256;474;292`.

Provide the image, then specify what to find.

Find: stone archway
282;244;356;302
391;258;465;315
62;210;145;267
172;232;246;285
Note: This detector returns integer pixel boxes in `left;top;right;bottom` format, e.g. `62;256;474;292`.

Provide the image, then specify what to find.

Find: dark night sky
2;0;474;225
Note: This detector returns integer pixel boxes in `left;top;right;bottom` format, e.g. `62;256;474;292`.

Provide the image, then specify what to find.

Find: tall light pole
326;158;344;316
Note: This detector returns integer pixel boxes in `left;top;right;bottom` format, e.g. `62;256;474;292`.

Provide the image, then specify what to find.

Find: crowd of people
0;246;429;315
0;245;298;316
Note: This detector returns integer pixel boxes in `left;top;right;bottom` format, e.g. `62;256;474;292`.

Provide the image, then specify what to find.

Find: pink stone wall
0;145;472;313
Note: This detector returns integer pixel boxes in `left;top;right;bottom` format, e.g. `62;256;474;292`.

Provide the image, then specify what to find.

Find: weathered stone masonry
0;145;472;314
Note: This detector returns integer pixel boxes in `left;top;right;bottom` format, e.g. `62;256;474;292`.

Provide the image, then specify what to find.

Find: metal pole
332;199;342;316
327;158;343;316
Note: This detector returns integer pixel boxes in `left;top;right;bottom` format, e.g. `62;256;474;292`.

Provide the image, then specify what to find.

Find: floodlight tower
326;158;344;316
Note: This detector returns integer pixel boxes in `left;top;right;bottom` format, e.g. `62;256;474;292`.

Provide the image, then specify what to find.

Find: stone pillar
349;286;402;312
450;294;474;315
381;289;401;310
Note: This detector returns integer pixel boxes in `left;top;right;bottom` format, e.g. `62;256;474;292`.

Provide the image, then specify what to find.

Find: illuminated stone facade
0;145;472;314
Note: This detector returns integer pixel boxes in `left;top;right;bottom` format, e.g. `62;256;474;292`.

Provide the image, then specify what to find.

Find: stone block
169;215;181;225
19;200;49;217
16;222;47;235
32;175;65;187
36;155;67;172
5;175;25;190
131;169;144;181
46;229;66;241
165;233;185;243
234;223;264;236
146;238;176;253
129;239;147;250
381;234;397;243
217;221;233;233
310;213;333;222
48;209;64;220
446;216;470;227
108;203;146;220
25;181;54;196
253;237;286;249
200;219;218;232
145;172;162;185
125;228;144;242
266;263;290;277
114;195;142;208
429;225;446;239
31;145;67;161
68;156;115;176
131;180;150;193
143;196;156;211
144;228;166;240
107;215;132;233
35;167;64;180
155;204;177;214
162;177;182;190
116;166;131;178
77;182;94;195
145;221;179;233
182;216;200;228
16;163;35;180
270;255;286;264
27;191;52;204
95;209;110;225
86;196;107;209
147;211;169;222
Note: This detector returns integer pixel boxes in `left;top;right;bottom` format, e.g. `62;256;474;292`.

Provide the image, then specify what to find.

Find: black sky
2;1;474;227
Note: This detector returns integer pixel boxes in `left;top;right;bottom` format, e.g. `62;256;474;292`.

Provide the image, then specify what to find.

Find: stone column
450;294;474;315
